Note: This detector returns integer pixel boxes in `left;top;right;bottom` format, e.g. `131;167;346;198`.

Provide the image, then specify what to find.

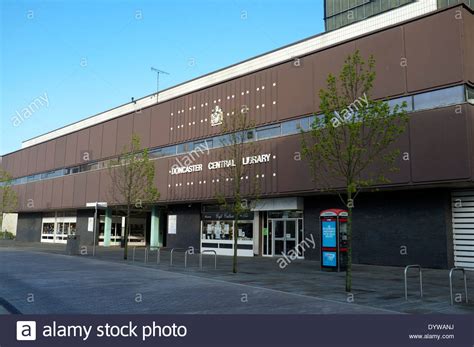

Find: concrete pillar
103;208;112;247
150;206;160;249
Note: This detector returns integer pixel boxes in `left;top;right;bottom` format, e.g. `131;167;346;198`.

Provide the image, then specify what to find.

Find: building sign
210;106;223;127
202;211;254;220
171;153;272;176
168;215;177;234
87;217;94;232
321;221;337;247
171;164;203;175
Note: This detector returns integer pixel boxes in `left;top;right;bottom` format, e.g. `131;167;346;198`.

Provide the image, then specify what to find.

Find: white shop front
200;206;255;257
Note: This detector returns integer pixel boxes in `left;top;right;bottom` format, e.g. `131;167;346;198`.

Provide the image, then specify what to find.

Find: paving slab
0;248;392;314
1;241;473;314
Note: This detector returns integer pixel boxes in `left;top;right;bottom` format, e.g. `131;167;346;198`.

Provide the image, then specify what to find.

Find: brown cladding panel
89;124;103;161
101;119;118;158
54;137;67;169
1;155;11;173
33;181;44;210
469;105;474;180
154;160;169;202
12;152;21;178
42;180;53;209
0;155;10;174
51;178;64;208
0;155;8;172
184;93;191;141
464;8;474;83
25;183;35;211
356;26;406;99
149;101;171;148
411;106;470;182
99;170;112;203
11;186;20;211
201;87;211;139
44;140;56;171
64;132;78;167
360;130;411;185
71;175;83;208
62;175;74;208
36;143;47;173
19;148;29;177
27;146;38;175
405;9;463;92
133;109;151;149
276;135;313;193
85;171;100;204
116;115;134;155
7;154;15;174
18;184;26;211
76;128;90;164
311;42;357;113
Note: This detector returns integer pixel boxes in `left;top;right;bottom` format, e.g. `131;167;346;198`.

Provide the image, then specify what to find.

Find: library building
1;1;473;270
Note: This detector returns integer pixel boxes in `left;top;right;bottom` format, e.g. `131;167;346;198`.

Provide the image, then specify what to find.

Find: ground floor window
200;206;254;256
97;216;146;247
41;211;77;244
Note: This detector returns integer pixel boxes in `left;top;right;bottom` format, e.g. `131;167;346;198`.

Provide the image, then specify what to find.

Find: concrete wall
165;204;201;252
76;209;97;246
304;189;451;268
16;212;42;242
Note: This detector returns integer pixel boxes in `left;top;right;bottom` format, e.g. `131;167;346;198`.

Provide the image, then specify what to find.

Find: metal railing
170;248;186;266
156;247;169;264
404;265;423;300
200;250;217;270
449;267;469;305
130;246;150;263
184;249;195;268
144;247;149;264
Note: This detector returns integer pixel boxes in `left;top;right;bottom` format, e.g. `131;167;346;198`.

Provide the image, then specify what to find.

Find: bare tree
108;134;159;259
215;107;261;273
0;168;18;238
301;50;409;292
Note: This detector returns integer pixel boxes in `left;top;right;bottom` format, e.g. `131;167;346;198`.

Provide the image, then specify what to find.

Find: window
41;169;64;180
26;174;41;183
467;85;474;105
150;146;176;158
387;96;413;113
65;166;80;175
148;146;176;158
256;125;280;140
213;134;232;148
414;85;465;111
177;142;194;154
244;129;255;142
194;139;213;150
281;117;311;135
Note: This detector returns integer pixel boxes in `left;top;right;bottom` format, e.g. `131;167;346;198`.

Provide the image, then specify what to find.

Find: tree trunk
345;190;353;292
232;217;238;273
123;206;130;260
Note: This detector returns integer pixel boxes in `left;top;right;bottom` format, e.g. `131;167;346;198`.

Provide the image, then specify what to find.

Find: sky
0;0;324;155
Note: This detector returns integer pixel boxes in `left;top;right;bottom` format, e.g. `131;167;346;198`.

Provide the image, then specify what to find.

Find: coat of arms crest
210;105;223;126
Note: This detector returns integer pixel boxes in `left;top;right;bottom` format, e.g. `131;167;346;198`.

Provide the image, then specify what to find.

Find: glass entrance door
271;219;299;257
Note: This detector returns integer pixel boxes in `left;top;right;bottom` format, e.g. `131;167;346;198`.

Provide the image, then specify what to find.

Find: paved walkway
0;241;473;314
